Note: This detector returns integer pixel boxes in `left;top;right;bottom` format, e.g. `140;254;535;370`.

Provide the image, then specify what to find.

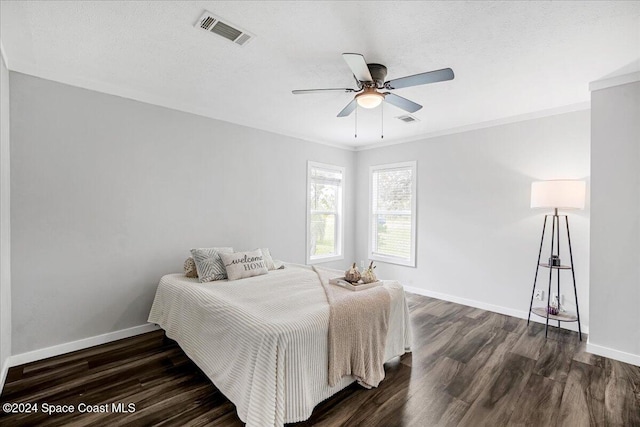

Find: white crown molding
6;323;160;369
586;339;640;367
355;101;591;151
403;284;588;334
589;72;640;92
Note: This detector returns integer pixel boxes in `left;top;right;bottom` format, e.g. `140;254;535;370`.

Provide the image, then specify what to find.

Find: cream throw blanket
313;266;391;389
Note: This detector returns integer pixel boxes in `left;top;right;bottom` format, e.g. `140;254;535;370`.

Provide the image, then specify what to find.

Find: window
307;162;345;264
369;161;417;267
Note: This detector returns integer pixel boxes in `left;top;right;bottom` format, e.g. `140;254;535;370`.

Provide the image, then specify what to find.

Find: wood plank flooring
1;293;639;426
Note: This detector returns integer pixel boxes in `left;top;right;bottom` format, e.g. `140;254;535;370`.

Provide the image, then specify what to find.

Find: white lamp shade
531;180;586;209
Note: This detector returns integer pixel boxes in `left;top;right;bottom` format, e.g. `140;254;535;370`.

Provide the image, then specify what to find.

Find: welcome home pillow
190;247;234;282
220;250;269;281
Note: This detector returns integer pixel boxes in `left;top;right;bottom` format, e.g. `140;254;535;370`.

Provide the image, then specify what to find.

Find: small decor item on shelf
548;295;560;315
549;255;561;267
361;261;378;284
344;262;362;283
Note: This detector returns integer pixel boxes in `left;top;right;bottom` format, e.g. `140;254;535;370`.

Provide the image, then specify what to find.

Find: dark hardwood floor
2;293;639;426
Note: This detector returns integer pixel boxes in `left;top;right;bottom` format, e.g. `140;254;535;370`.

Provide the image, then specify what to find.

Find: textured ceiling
1;1;639;149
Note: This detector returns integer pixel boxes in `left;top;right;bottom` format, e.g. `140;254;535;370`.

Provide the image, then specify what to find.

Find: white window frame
368;161;417;267
306;161;345;264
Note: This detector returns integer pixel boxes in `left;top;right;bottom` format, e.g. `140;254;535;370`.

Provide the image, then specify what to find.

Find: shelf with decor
537;263;572;270
530;307;579;322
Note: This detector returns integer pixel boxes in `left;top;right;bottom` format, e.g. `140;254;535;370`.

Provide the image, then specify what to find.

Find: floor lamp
528;180;586;340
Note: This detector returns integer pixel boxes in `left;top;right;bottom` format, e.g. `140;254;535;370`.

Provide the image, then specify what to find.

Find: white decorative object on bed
329;277;382;291
148;263;412;427
258;247;277;270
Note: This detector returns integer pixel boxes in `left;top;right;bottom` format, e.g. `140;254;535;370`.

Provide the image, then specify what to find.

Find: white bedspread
147;264;412;427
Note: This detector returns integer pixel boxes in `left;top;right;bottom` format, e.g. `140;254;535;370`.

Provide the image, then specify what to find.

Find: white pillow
256;247;276;270
190;247;234;282
220;250;269;281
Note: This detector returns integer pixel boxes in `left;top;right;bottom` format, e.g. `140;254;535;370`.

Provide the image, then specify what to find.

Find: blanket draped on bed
313;266;391;388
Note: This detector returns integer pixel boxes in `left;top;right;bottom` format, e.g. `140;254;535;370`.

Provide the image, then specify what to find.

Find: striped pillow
190;247;234;282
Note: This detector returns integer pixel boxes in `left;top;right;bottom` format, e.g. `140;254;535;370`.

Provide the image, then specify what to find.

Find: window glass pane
311;182;337;212
370;162;415;265
310;213;336;256
373;168;412;212
308;162;344;262
372;214;411;259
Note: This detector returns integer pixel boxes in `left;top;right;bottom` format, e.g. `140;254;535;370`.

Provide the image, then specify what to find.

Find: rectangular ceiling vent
195;11;255;47
396;114;420;123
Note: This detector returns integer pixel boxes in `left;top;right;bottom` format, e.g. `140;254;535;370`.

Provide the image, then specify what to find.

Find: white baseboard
7;323;160;369
586;339;640;367
403;285;589;334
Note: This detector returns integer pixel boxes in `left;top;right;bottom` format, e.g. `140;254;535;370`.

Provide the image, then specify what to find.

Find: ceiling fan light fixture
293;53;454;120
356;89;384;109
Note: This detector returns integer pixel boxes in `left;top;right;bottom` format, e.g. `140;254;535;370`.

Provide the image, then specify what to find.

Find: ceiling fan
292;53;454;117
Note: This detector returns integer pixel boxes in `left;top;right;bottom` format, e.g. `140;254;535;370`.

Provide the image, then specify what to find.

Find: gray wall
10;73;356;354
590;80;640;360
1;54;11;373
355;111;591;330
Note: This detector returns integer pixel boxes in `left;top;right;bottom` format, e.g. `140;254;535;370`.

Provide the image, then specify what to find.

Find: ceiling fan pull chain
355;104;358;138
381;103;384;139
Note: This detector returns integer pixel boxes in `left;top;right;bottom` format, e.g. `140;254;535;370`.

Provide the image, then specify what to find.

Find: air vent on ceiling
195;11;255;47
396;114;420;123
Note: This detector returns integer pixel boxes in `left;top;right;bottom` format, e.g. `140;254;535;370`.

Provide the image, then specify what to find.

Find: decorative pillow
255;247;276;270
184;257;198;278
220;250;269;281
190;247;234;282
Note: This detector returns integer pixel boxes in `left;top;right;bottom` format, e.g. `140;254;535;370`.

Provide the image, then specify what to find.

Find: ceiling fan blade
292;88;357;94
337;99;357;117
385;68;454;90
383;93;423;113
342;53;373;82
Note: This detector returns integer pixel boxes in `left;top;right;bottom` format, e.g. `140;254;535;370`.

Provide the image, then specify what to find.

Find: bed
147;263;412;427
